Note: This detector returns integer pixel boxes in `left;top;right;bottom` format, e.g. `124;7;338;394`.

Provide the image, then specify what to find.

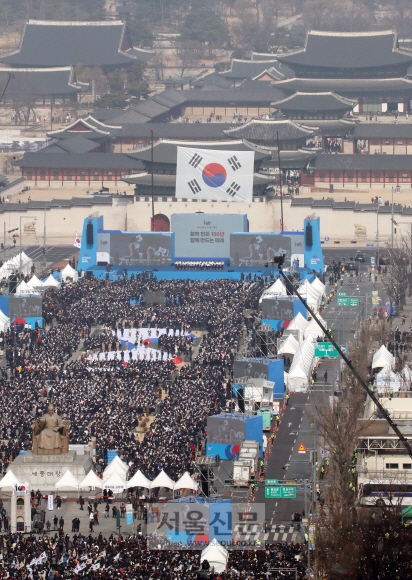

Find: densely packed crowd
0;274;310;577
0;277;263;479
0;532;306;579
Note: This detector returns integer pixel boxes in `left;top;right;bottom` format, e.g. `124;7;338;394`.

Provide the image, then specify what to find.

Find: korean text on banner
176;147;254;202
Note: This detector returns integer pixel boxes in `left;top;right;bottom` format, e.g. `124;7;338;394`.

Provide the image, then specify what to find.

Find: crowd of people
0;273;310;577
0;532;306;579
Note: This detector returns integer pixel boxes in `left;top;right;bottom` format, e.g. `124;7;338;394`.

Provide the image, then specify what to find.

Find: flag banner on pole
176;147;254;202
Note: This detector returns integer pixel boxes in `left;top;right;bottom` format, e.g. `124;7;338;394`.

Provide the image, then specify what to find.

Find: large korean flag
176;146;254;202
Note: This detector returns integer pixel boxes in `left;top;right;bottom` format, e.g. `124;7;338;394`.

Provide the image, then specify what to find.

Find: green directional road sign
265;479;279;485
337;292;347;297
265;485;297;499
337;297;359;306
314;342;339;358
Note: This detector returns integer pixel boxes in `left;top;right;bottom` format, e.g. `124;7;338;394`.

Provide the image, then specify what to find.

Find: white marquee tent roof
102;470;126;493
0;470;18;489
61;263;78;282
126;470;152;489
277;334;300;356
0;309;10;332
201;539;228;573
260;278;287;301
55;469;80;490
304;316;326;340
174;472;199;491
372;345;394;370
78;470;105;489
311;277;325;295
42;275;61;288
28;275;44;288
150;469;175;490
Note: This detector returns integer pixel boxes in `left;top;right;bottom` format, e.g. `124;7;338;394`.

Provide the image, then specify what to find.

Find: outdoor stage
77;214;324;281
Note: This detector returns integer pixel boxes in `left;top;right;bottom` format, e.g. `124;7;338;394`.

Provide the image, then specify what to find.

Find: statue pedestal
9;451;93;491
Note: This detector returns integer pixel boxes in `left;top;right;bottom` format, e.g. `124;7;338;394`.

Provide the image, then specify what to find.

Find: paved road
260;272;388;544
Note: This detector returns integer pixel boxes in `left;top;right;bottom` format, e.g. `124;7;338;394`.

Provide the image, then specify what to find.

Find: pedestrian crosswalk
265;525;300;544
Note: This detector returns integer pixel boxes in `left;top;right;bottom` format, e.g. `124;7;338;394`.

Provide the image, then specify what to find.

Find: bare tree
381;236;412;311
174;40;201;79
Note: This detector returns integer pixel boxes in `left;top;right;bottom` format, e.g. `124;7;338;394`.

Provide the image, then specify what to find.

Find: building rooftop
46;135;101;154
272;77;412;94
309;153;412;172
118;122;231;139
0;66;83;96
16;152;144;170
219;58;295;80
129;139;270;165
0;20;153;67
271;91;356;111
48;116;121;140
223;119;314;142
352;123;412;139
278;30;412;70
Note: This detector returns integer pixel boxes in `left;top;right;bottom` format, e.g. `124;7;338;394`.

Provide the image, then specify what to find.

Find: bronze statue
32;405;69;455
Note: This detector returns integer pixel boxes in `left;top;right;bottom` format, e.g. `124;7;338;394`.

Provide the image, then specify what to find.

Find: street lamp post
19;216;37;275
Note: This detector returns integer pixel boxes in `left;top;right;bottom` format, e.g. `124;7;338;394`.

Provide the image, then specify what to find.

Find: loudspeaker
306;223;313;247
8;274;18;294
200;467;209;497
86;223;94;245
237;387;245;413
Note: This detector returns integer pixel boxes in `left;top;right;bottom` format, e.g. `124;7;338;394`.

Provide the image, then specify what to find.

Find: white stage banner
176;147;254;202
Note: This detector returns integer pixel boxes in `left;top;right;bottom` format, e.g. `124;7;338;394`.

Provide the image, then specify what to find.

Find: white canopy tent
0;470;18;489
42;275;61;289
311;277;326;296
283;312;308;342
200;539;228;573
55;470;80;491
78;470;105;490
304;316;326;340
278;334;300;357
126;470;152;489
0;310;10;332
149;470;175;490
61;263;78;282
174;472;199;491
375;369;402;393
297;280;322;311
259;278;287;302
16;281;39;295
103;456;129;479
28;275;44;289
286;337;315;392
372;345;394;370
102;470;126;493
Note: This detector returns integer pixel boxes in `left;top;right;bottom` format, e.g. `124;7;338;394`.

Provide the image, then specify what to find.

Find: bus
359;482;412;507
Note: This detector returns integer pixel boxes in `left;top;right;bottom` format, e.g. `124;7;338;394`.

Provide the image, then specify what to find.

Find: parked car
345;261;357;271
354;252;365;262
379;254;390;265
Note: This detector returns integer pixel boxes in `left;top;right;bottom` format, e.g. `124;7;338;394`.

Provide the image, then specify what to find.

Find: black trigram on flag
226;182;241;197
188;179;201;195
228;155;241;171
189;153;203;168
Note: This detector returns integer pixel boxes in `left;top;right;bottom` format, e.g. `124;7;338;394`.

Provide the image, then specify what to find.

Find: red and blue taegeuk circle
202;163;227;187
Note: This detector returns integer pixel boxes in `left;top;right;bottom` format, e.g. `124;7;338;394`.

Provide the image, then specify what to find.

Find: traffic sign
337;297;359;306
298;443;307;453
265;479;279;485
337;292;347;297
265;485;297;499
324;237;330;242
371;257;375;266
314;342;339;358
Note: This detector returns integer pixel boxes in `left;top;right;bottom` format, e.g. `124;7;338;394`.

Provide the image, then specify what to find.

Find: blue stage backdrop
234;358;285;399
77;215;324;279
0;295;43;328
261;296;307;331
206;414;263;459
171;213;247;260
